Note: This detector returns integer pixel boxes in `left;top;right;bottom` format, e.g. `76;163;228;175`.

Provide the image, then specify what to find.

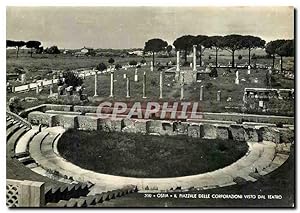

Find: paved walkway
26;127;290;193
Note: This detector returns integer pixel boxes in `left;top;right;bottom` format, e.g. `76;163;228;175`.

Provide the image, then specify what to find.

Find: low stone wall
27;111;294;143
73;105;98;114
202;112;294;125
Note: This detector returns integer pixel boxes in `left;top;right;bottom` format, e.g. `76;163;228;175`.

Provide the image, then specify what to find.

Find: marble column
193;45;197;71
217;90;221;102
176;51;180;72
159;71;163;99
142;72;147;98
134;68;138;82
94;71;98;96
200;85;203;101
109;71;114;97
150;61;154;72
126;77;130;98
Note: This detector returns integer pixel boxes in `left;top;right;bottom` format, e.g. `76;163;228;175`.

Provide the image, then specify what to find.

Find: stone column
176;51;180;71
12;86;15;93
36;85;40;95
94;71;98;97
134;68;138;82
126;77;130;98
200;85;203;101
150;61;154;72
159;71;163;99
180;83;184;100
248;65;251;75
109;71;114;97
142;72;147;98
180;72;185;100
217;90;221;102
235;70;239;85
123;73;127;79
193;45;197;71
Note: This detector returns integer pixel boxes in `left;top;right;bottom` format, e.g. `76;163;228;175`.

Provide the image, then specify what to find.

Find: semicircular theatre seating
28;126;291;193
7;112;137;207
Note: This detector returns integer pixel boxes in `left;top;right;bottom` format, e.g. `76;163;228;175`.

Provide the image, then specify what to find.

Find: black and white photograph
4;4;295;208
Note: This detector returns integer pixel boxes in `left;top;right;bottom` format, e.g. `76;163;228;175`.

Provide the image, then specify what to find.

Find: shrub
96;62;107;72
115;64;122;70
238;55;243;60
129;60;137;66
209;68;218;77
182;61;190;67
108;58;115;64
140;59;146;64
63;71;83;88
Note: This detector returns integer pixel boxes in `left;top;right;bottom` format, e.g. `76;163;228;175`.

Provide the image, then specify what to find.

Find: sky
6;6;294;49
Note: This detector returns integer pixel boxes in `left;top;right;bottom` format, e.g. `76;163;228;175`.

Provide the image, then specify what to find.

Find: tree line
144;35;294;70
6;40;61;58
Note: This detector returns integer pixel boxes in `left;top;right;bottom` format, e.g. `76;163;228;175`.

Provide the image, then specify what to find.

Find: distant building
74;46;94;57
127;50;144;56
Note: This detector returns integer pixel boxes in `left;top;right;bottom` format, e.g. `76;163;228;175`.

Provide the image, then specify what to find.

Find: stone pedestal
36;85;40;95
21;73;26;84
49;85;53;95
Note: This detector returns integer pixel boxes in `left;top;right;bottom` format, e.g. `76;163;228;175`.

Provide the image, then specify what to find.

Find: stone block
188;125;201;138
73;105;98;114
260;127;280;143
278;128;294;143
28;111;52;126
44;104;73;112
99;118;122;132
122;119;147;134
244;126;259;142
77;115;99;130
229;124;247;142
146;120;173;135
201;124;217;139
173;122;189;135
216;125;229;140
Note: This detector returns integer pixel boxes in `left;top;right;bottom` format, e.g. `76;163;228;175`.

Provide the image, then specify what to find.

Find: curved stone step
7;127;28;157
6;124;22;141
15;129;39;154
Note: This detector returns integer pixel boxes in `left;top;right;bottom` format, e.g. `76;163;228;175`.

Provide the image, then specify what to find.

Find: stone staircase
45;185;137;207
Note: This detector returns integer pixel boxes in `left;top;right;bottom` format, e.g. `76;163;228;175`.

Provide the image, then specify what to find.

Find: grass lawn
57;129;248;178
